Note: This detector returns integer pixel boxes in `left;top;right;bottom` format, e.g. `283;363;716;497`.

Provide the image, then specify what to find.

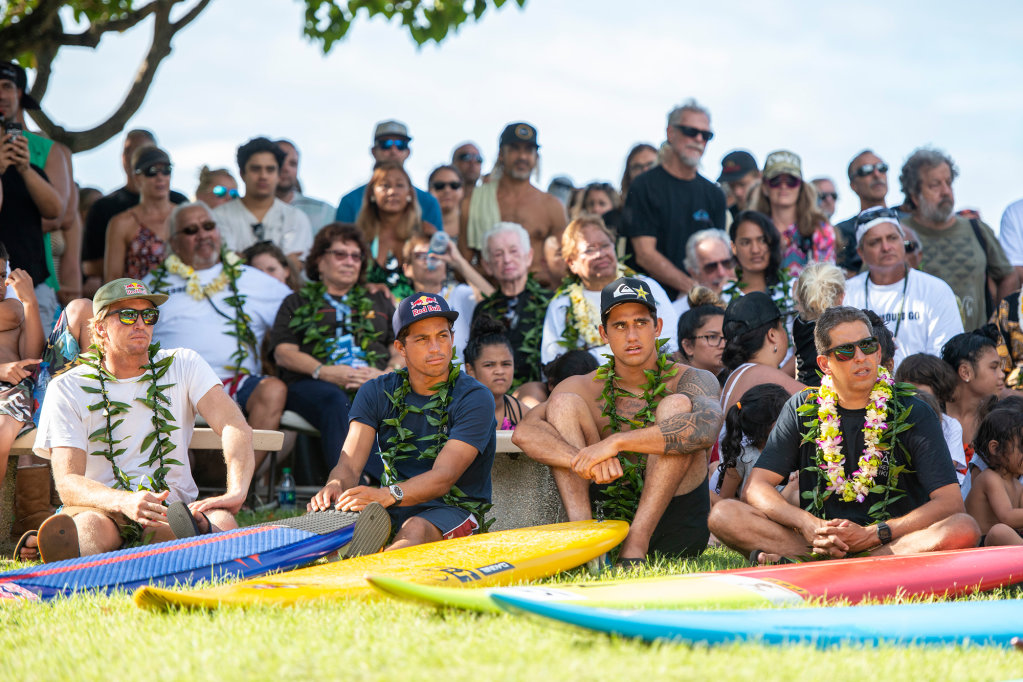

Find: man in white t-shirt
213;137;312;265
999;197;1023;282
541;216;677;366
843;207;963;368
147;201;292;473
26;278;254;562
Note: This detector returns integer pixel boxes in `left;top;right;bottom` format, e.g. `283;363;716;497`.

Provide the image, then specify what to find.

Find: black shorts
647;475;711;559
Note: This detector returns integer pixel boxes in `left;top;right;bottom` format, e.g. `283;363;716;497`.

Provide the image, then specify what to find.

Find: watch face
390;484;403;501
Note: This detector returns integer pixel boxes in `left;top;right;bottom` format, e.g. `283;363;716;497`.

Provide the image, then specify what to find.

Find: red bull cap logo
410;295;441;317
124;282;147;295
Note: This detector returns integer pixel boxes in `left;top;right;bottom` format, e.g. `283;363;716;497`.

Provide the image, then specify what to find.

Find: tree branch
0;0;67;56
59;2;164;48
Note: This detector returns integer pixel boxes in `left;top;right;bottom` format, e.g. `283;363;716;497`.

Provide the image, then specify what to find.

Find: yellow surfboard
133;520;628;611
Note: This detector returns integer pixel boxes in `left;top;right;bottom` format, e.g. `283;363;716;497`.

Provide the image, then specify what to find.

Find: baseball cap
499;122;539;149
93;278;169;316
392;292;459;337
0;61;40;110
374;120;411;141
854;207;904;246
762;150;803;180
600;277;658;326
723;291;780;336
718;150;758;183
133;147;172;174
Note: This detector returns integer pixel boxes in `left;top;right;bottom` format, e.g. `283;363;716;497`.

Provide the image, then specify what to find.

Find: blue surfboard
0;506;390;602
492;595;1023;648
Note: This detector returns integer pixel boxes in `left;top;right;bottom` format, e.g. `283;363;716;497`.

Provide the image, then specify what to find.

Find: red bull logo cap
393;291;460;336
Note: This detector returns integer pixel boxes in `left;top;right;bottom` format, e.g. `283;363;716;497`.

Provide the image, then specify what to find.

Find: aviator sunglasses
212;185;240;198
825;336;879;361
456;152;483;163
377;139;410;151
855;162;889;177
109;308;160;326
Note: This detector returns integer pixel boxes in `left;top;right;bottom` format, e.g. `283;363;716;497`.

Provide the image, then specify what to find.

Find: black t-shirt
471;284;551;384
755;390;957;525
82;186;188;261
0;163;52;285
621;166;727;299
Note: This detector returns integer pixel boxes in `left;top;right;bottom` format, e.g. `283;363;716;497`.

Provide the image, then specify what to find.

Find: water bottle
427;231;450;271
277;468;296;511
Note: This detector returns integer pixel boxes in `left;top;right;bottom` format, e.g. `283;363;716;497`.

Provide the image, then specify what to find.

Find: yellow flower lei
162;253;240;301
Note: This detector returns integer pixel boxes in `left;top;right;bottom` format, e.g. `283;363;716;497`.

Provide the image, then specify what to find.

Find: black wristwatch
877;521;892;545
388;484;404;505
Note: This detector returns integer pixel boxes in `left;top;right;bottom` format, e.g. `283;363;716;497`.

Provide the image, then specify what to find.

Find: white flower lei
815;366;895;503
565;264;628;349
162;252;241;301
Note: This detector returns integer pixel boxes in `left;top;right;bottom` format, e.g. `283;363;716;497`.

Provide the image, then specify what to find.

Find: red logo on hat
124;282;147;295
410;295;441;317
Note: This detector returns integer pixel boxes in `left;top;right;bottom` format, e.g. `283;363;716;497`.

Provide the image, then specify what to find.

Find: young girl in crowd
942;327;1004;465
791;262;845;385
464;316;525;430
716;383;790;500
676;287;726;381
965;408;1023;546
242;241;301;291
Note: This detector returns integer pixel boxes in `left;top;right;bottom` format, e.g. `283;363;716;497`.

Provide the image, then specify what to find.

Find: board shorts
0;377;36;435
223;373;266;415
388;502;479;540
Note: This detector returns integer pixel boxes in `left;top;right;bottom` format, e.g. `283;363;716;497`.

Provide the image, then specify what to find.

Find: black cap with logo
600;277;658;326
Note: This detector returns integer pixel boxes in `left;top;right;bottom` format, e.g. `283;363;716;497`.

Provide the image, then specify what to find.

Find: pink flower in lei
815;366;896;504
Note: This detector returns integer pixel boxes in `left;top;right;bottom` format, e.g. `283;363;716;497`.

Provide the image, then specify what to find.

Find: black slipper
749;549;795;566
167;501;210;539
13;530;38;561
615;557;647;569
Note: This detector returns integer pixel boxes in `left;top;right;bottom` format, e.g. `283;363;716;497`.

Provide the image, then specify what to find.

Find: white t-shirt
212;198;313;259
540;275;678;365
147;264;292;378
441;282;478;365
33;348;220;504
999;198;1023;267
844;268;964;368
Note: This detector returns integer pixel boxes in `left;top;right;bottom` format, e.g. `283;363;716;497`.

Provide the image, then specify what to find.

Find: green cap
92;278;169;317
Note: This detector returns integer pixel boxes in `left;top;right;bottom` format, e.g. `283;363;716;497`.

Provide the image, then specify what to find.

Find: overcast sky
33;0;1023;228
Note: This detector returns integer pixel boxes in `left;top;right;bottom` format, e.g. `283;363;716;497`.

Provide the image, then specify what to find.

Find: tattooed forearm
659;394;724;456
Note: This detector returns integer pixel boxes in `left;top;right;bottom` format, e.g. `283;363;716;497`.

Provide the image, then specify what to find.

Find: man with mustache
899;148;1017;332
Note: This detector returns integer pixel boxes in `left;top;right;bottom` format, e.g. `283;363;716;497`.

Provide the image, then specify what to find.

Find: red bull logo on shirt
410;295;442;317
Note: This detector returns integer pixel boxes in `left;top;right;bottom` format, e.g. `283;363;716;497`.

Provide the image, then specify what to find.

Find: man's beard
507;166;533;181
918;195;954;224
677;150;701;169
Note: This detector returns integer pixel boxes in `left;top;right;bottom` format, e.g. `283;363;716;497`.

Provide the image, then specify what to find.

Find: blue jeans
285;379;351;469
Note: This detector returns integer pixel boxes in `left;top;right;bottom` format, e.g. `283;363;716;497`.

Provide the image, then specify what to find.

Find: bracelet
311;363;324;380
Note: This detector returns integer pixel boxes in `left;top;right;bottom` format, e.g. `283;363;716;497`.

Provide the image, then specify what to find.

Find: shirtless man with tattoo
513;276;723;563
464;123;567;287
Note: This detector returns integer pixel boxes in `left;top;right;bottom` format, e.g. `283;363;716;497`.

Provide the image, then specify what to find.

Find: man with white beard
899;148;1017;332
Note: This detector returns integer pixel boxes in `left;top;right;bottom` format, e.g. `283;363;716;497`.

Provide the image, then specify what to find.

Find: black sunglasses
855;162;889;177
673;124;714;141
108;308;160;326
825;336;880;361
432;181;463;191
701;257;735;274
138;166;171;177
377;139;409;151
179;220;217;236
818;192;838;201
456;153;483;163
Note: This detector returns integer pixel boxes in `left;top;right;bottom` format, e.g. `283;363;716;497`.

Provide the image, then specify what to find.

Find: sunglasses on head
138;165;171;177
377;138;409;151
456;153;483;163
212;185;239;198
818;191;838;201
179;220;217;236
673;124;714;141
855;162;889;178
109;308;160;326
432;181;463;191
767;174;801;189
825;336;879;361
853;206;902;228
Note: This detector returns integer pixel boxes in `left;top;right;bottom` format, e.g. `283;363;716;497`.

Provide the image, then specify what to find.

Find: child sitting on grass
716;383;790;501
464;316;524;430
965;408;1023;546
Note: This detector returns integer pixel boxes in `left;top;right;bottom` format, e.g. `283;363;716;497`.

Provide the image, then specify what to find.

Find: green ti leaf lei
148;248;256;387
475;273;551;386
78;342;182;546
378;365;493;532
722;266;795;317
288;281;383;371
593;338;679;523
795;381;917;523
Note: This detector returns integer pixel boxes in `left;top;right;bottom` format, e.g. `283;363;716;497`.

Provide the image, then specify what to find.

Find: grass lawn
1;514;1021;682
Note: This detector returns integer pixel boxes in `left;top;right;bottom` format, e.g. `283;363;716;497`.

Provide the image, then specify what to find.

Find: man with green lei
709;306;979;565
23;279;254;562
309;292;496;548
514;277;723;564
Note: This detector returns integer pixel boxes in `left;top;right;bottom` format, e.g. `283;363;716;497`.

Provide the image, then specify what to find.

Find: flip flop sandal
13;530;38;561
749;549;795;566
37;515;80;563
614;557;647;569
167;501;211;539
337;502;391;559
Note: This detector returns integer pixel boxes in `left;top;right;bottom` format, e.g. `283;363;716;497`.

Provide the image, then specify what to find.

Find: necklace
476;274;550;386
593;340;679;522
78;342;181;545
289;281;383;370
796;366;916;522
378;366;492;530
864;266;910;337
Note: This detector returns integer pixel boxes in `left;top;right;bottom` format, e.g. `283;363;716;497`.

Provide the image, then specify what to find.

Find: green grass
1;520;1021;681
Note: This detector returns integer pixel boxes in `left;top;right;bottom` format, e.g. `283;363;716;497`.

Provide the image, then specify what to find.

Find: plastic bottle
277;468;296;511
426;231;450;271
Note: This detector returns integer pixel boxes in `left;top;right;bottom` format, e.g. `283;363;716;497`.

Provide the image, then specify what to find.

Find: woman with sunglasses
941;327;1006;464
427;165;468;260
355;162;435;301
748;150;835;278
104;147;175;282
195;166;238;210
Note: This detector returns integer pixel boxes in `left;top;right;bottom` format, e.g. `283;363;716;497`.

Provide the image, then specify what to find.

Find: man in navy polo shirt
308;292;496;549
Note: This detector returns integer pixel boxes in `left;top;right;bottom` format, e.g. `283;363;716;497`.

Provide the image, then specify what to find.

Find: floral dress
779;221;836;278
